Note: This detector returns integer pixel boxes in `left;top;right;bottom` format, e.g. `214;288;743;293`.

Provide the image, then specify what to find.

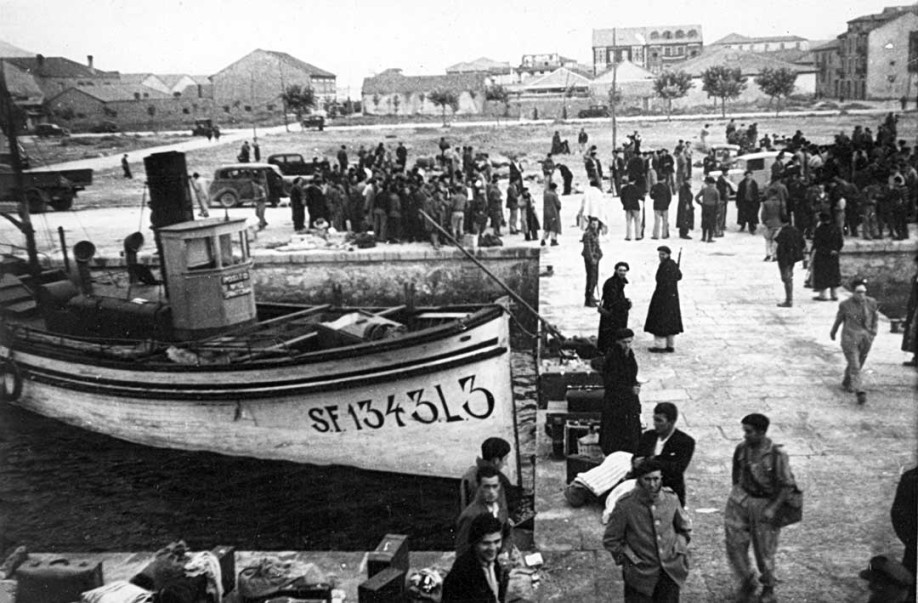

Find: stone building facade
592;24;703;75
210;49;336;118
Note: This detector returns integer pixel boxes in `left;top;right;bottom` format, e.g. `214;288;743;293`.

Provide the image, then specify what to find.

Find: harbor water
0;350;537;554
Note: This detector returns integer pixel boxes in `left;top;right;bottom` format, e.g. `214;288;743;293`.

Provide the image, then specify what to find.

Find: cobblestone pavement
529;191;916;602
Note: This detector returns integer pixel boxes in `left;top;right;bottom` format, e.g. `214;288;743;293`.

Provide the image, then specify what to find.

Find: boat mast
0;63;41;277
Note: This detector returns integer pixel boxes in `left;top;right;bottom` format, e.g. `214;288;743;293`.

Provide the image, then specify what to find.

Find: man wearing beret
644;246;683;353
442;514;506;602
591;327;642;455
725;414;797;603
604;460;692;602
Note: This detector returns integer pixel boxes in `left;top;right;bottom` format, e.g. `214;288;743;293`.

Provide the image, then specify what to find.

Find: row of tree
654;66;799;119
280;64;798;125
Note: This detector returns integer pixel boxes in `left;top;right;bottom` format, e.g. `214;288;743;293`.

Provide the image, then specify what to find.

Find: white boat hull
2;307;518;482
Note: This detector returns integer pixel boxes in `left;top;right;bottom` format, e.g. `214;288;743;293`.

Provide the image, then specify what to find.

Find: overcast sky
0;0;904;95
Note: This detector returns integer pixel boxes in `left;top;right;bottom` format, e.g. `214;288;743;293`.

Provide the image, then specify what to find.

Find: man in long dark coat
597;262;632;353
676;181;694;240
591;328;641;455
644;246;683;353
811;212;843;301
736;170;760;233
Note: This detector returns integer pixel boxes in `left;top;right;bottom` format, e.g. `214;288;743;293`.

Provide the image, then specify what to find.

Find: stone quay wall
838;238;917;318
249;246;541;329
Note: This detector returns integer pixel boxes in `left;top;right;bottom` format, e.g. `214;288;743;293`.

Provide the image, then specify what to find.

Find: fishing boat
0;73;520;484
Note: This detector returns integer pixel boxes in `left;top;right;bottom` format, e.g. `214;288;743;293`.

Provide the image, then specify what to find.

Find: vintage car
89;121;119;133
578;105;610;119
301;114;325;131
33;123;70;138
709;150;780;197
208;164;289;208
266;153;331;180
192;118;219;137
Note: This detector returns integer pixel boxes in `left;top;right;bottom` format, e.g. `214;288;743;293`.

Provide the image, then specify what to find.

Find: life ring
0;357;23;402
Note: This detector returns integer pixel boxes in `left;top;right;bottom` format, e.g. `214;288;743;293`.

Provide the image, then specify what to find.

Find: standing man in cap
632;403;696;508
591;328;642;455
541;181;561;247
621;178;644;241
773;219;806;307
604;459;692;602
830;278;879;404
442;514;507;603
597;262;632;354
735;170;760;234
121;154;132;179
695;176;720;243
725;413;797;603
644;246;683;353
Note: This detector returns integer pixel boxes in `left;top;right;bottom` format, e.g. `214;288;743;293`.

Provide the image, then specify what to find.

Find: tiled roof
848;4;918;25
264;50;336;78
593;25;703;47
811;39;841;52
523;67;592;91
4;56;118;79
712;33;807;45
50;84;172;103
591;60;655;83
362;71;487;95
678;47;815;77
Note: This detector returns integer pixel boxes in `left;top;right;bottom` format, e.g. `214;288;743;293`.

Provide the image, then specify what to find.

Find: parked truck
0;135;93;213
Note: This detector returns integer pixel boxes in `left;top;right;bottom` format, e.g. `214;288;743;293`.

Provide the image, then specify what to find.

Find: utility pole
611;27;618;151
278;58;289;132
250;70;257;142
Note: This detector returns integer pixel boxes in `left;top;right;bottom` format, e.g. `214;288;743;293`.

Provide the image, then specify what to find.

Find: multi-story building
711;34;810;52
592;25;703;75
812;39;842;98
835;5;918;100
518;53;579;79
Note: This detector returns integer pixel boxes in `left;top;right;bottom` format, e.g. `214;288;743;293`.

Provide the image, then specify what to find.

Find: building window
244;105;252;112
182;107;190;114
687;29;697;38
675;29;685;39
267;104;275;110
650;31;660;40
664;46;672;57
223;105;230;113
663;31;673;40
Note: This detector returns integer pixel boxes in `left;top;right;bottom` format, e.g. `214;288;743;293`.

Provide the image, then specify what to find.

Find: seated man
455;466;510;558
460;437;516;514
442;514;506;603
632;402;695;508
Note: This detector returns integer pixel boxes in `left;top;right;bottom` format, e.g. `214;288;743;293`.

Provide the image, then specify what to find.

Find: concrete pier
531;198;916;601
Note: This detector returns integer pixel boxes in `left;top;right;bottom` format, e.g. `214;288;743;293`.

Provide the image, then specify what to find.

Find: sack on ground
563;481;593;507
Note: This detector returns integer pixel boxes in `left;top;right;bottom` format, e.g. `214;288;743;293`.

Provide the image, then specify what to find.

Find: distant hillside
0;39;35;58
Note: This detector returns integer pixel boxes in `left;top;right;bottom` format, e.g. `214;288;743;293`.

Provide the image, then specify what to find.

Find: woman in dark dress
597;262;632;353
812;212;844;300
590;328;641;455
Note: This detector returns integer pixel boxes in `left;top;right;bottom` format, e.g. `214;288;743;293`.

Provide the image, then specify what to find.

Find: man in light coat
604;460;692;602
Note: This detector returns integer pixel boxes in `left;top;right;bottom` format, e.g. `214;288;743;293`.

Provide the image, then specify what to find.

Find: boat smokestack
73;240;96;296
